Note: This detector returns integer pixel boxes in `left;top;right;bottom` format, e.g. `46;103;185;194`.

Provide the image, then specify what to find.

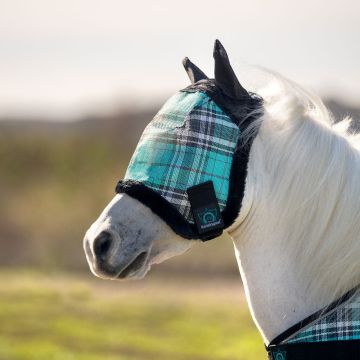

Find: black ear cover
213;39;249;99
182;57;208;84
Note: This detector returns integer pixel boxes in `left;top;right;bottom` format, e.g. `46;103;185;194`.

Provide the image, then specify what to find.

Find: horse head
84;39;262;280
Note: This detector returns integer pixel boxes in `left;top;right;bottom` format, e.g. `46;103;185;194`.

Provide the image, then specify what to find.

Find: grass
0;271;265;360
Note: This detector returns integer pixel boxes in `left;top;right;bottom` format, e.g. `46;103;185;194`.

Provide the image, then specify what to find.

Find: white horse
83;43;360;350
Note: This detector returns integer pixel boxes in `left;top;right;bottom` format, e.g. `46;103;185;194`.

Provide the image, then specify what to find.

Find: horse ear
213;39;249;99
182;57;208;84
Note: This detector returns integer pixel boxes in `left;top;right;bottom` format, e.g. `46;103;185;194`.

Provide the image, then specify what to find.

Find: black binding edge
116;81;263;240
267;338;360;360
267;285;360;347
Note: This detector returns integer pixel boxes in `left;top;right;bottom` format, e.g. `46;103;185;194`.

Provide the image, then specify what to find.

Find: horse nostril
93;231;112;259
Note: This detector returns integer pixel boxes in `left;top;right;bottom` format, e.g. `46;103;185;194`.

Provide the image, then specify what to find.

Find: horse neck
229;102;360;344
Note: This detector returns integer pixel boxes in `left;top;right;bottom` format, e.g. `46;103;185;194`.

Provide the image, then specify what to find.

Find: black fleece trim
181;79;263;130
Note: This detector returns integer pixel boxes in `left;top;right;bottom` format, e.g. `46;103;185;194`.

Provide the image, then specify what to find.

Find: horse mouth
116;251;148;279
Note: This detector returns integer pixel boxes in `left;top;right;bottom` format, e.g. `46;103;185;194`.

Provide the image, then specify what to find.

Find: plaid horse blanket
287;292;360;344
267;290;360;360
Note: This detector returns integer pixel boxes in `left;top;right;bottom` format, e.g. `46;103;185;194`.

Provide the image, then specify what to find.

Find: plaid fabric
287;292;360;343
124;90;240;223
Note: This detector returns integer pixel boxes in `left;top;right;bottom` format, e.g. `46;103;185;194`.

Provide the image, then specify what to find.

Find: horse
83;40;360;359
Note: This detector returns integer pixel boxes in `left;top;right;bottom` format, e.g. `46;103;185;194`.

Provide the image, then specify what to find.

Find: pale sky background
0;0;359;120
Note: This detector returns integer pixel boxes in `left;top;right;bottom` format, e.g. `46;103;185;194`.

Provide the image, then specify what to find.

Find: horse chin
115;252;152;280
89;261;151;281
88;249;152;281
117;264;151;280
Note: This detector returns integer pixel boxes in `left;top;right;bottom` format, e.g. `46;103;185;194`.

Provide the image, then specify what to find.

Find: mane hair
243;69;360;306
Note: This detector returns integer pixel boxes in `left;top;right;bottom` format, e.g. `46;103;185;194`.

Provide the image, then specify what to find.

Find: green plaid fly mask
124;91;239;221
116;40;262;240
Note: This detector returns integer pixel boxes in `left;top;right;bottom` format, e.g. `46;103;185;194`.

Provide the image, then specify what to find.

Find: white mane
239;69;360;307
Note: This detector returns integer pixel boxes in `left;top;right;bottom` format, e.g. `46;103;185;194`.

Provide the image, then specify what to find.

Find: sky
0;0;359;120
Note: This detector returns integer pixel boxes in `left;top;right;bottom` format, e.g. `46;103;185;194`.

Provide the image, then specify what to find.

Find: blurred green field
0;271;265;360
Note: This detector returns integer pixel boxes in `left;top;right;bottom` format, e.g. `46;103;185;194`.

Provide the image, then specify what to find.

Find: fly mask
116;40;262;240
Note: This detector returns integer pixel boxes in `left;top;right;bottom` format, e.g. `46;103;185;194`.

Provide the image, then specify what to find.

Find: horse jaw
83;193;193;280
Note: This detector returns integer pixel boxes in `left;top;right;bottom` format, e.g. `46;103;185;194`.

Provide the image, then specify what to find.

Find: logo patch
273;350;286;360
187;181;224;239
197;207;220;227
